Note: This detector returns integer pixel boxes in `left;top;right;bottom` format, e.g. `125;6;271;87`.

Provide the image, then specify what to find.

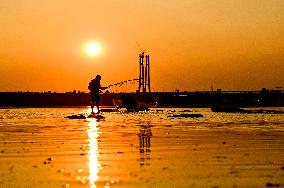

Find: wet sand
0;108;284;187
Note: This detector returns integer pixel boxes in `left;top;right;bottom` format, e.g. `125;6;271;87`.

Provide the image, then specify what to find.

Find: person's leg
91;101;94;113
90;94;95;113
96;99;100;113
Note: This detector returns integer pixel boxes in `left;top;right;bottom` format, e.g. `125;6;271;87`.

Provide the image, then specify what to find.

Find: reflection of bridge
138;124;152;166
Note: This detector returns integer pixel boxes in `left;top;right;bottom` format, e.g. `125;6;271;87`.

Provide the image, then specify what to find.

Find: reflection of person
88;75;107;113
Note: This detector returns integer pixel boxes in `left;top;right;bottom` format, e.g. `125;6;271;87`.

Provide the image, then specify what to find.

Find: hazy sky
0;0;283;92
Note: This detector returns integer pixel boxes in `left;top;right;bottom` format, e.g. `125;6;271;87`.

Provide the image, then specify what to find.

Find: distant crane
136;41;145;53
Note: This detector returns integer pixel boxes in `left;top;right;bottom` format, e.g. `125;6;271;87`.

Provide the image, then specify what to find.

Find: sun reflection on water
87;119;100;188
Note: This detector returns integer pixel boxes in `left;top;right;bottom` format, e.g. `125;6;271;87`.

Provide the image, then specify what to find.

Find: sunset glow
85;42;102;57
0;1;283;92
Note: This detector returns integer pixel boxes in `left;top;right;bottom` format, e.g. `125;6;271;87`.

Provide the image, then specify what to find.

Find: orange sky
0;0;283;92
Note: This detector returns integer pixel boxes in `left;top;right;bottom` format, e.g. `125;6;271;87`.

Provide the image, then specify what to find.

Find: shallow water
0;107;284;187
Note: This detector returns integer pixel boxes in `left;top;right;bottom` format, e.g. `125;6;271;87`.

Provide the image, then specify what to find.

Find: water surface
0;107;284;187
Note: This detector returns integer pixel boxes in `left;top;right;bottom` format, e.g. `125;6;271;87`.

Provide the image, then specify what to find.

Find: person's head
95;75;101;80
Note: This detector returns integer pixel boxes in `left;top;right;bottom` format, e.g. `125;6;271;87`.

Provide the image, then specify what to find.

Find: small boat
113;94;157;112
211;106;243;113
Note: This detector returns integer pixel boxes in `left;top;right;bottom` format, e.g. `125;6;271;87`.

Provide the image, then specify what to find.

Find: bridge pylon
137;52;150;94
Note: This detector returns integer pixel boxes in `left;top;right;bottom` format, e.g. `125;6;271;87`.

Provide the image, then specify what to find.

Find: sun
84;42;102;57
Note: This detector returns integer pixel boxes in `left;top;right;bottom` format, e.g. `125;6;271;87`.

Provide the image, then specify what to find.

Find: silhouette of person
88;75;107;113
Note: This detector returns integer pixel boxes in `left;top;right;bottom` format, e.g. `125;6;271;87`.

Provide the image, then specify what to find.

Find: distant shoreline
1;106;284;109
0;90;283;107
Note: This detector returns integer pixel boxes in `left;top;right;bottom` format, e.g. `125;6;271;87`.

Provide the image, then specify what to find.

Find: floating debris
64;114;86;119
43;157;53;165
266;182;281;187
57;169;64;173
180;110;192;112
168;114;203;118
211;106;284;114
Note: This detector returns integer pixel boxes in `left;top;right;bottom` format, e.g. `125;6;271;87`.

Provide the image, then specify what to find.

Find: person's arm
100;86;108;90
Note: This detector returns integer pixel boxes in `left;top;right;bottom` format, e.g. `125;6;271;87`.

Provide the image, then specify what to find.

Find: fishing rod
106;78;139;89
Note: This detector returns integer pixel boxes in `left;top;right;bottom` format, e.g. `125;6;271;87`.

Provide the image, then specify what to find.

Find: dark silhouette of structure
0;89;283;107
120;94;138;111
137;52;150;94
